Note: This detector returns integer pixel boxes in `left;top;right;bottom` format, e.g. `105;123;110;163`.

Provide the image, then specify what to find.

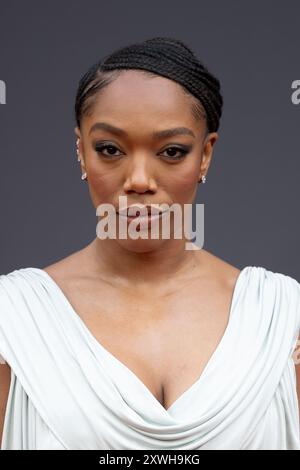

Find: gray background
0;0;299;279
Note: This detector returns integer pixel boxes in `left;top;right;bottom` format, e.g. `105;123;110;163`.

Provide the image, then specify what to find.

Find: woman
0;37;299;450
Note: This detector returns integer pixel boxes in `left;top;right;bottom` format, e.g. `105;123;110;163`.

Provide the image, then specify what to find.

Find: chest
59;277;234;411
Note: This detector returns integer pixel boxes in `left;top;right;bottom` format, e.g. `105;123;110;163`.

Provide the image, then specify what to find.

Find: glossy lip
117;204;167;217
120;212;164;220
118;211;168;219
117;209;170;226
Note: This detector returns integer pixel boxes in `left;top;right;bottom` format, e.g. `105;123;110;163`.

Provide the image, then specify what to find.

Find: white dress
0;265;299;450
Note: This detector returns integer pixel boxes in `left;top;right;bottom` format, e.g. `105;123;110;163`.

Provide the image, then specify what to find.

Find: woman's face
75;70;218;252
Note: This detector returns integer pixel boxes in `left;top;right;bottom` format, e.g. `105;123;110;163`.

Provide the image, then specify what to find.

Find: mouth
118;212;164;221
116;204;170;225
117;204;168;218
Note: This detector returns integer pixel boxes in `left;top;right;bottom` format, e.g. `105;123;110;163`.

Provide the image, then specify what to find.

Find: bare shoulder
198;248;242;289
42;245;91;284
0;362;11;445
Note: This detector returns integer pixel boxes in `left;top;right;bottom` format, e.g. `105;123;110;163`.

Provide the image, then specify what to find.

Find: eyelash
94;143;190;161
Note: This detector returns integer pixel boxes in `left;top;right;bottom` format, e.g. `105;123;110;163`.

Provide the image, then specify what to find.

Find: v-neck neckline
26;265;251;414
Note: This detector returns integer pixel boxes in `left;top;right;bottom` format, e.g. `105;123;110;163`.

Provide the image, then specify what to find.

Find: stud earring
81;172;87;181
76;139;81;162
198;174;207;184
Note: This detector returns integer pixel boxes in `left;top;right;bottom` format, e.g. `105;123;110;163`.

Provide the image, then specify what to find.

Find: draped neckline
29;265;251;414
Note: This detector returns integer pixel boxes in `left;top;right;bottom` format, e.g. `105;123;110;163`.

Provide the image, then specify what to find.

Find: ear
74;126;82;147
74;126;86;173
74;126;80;137
198;131;218;181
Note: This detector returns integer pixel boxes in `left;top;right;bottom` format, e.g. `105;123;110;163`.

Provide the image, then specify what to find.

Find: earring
81;172;87;180
76;139;81;162
198;174;206;184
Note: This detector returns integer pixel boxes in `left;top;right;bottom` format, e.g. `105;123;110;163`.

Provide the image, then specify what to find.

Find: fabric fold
0;265;299;450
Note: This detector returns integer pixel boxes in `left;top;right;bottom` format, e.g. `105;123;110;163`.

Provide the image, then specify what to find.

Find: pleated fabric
0;265;299;450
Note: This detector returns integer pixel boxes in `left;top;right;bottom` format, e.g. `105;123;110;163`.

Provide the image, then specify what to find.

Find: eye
94;143;191;160
94;143;122;158
160;146;190;161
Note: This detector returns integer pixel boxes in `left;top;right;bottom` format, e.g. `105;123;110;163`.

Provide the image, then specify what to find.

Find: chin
116;236;168;253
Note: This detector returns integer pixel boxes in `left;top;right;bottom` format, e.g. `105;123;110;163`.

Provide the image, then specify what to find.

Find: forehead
86;70;198;127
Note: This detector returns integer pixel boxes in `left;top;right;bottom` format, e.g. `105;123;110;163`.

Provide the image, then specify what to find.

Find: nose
123;156;157;194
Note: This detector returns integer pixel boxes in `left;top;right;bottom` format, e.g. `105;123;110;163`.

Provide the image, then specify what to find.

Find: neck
87;237;202;289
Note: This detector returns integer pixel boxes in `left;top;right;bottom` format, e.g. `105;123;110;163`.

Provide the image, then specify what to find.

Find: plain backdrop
0;0;299;280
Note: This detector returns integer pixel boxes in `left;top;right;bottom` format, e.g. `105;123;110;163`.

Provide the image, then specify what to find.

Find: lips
117;204;165;217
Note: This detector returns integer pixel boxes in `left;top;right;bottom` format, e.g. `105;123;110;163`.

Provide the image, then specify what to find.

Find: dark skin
1;71;299;442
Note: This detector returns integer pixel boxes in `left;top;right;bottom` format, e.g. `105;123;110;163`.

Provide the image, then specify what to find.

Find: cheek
161;166;198;202
86;165;119;207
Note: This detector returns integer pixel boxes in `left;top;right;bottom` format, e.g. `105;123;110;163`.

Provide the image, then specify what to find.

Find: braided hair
74;37;223;135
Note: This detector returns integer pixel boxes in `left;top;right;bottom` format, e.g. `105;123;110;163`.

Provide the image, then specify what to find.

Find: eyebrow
88;122;196;139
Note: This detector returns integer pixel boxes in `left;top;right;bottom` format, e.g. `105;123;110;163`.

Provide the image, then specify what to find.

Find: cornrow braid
75;37;223;133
